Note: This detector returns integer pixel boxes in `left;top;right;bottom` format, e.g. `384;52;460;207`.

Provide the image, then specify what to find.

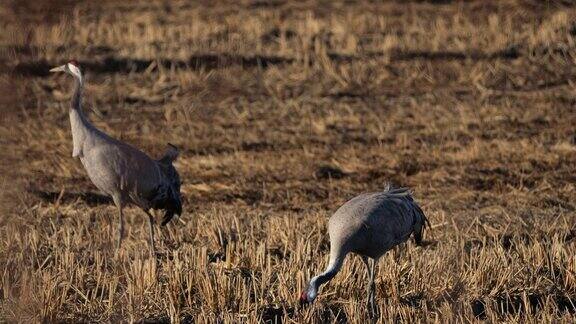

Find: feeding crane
49;61;182;255
299;185;429;315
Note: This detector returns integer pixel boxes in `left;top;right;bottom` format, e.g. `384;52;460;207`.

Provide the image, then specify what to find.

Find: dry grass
1;0;576;322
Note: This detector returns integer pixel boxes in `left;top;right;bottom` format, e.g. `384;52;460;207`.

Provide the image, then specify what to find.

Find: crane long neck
69;73;94;157
71;75;83;112
307;253;345;300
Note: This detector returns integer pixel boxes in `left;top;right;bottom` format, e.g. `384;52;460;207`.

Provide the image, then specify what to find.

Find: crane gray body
301;186;428;315
328;188;426;260
51;61;182;255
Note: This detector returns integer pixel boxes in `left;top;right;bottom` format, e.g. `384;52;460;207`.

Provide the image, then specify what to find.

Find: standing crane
49;61;182;255
299;185;429;315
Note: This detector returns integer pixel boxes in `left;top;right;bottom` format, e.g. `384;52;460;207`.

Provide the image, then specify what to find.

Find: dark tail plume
413;204;430;246
161;187;182;226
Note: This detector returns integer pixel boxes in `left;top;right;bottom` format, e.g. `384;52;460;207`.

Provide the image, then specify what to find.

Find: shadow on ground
471;294;576;320
31;189;112;206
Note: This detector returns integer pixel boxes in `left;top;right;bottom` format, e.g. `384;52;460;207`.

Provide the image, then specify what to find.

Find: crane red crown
299;291;308;304
68;60;79;67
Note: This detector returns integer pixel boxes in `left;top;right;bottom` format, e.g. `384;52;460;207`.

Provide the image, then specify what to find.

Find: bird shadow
258;304;295;323
318;304;348;323
470;293;576;319
399;292;425;308
417;240;438;248
31;189;112;206
135;314;194;324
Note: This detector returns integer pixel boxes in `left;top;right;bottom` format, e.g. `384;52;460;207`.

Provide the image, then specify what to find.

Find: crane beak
50;65;66;73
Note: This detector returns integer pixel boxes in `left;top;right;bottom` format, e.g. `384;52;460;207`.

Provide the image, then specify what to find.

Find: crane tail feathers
412;203;429;246
159;143;179;164
382;184;430;245
161;210;175;226
160;196;182;226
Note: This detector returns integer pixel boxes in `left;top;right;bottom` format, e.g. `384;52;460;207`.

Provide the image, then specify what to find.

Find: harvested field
1;0;575;322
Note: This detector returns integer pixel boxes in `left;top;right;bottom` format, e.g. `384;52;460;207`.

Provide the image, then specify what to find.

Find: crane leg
368;258;375;316
111;195;125;254
145;210;156;256
116;204;125;253
362;256;378;318
369;258;377;316
362;256;376;317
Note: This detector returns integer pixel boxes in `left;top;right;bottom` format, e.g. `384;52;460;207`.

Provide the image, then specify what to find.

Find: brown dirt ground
1;0;575;322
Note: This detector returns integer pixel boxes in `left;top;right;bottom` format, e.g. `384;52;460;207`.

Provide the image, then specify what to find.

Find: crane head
299;291;311;305
299;285;316;305
50;61;82;79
